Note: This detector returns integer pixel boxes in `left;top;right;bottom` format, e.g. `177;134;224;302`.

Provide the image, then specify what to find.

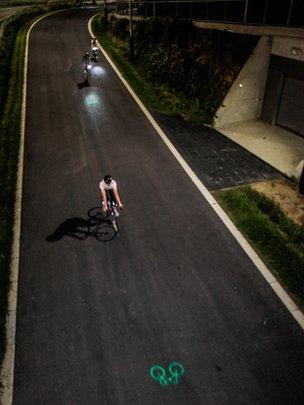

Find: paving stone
152;111;280;191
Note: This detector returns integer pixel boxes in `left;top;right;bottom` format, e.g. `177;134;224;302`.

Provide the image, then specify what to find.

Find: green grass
0;18;28;373
214;186;304;309
92;15;208;124
0;0;71;371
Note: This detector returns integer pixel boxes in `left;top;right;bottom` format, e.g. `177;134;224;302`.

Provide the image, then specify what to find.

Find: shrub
110;16;129;40
104;16;258;125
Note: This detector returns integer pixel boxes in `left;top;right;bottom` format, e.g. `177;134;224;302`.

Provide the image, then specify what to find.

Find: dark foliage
104;17;258;124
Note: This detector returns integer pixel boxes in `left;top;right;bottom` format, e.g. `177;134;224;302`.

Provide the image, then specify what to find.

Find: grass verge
214;186;304;309
0;1;71;372
91;14;206;123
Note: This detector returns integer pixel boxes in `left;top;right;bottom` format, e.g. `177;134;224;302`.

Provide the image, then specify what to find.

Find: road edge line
88;17;304;331
0;10;68;405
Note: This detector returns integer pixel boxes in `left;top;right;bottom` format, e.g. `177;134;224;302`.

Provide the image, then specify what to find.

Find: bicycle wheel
94;222;116;242
87;207;104;224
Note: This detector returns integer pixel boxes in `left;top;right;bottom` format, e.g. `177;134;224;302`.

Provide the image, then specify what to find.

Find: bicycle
87;208;117;241
91;48;99;64
84;63;92;86
88;193;119;235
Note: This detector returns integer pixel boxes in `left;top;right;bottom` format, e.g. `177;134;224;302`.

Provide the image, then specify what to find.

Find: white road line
88;15;304;331
0;10;67;405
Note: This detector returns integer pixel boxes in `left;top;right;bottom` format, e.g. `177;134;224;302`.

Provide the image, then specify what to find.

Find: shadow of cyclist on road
77;80;90;89
46;207;117;242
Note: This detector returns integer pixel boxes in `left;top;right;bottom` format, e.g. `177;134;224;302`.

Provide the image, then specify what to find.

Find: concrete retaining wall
272;37;304;62
214;36;272;128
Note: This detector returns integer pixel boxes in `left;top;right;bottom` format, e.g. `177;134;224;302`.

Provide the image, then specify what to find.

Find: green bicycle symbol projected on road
149;362;185;386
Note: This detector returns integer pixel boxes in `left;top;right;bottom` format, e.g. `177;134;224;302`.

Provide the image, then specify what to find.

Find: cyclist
91;37;98;51
91;38;99;62
99;174;123;215
82;52;90;66
82;52;92;84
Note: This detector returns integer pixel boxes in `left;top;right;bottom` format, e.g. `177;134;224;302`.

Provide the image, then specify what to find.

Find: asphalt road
13;8;304;404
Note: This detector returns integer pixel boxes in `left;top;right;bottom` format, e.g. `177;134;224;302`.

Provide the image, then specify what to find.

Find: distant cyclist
91;37;98;51
91;38;99;63
82;52;90;66
99;174;123;215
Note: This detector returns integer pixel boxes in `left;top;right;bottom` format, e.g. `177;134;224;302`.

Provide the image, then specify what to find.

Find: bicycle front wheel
112;219;118;233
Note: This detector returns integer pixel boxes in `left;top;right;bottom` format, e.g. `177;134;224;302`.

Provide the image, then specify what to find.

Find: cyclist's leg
106;189;117;204
107;190;119;217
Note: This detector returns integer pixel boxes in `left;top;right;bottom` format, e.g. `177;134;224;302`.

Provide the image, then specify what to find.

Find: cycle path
13;8;304;404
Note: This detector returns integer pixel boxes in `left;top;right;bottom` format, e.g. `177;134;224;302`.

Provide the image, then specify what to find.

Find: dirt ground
252;178;304;227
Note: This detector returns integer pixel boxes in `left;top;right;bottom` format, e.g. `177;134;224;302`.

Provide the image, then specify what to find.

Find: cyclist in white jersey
91;37;98;51
99;174;123;214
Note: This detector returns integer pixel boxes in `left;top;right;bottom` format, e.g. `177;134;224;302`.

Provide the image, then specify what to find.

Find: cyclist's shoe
113;207;119;217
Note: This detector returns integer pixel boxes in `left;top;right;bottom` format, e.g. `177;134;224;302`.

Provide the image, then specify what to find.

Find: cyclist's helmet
104;174;112;184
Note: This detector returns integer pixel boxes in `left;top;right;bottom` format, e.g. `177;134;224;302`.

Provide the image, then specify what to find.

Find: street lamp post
103;0;108;30
129;0;134;60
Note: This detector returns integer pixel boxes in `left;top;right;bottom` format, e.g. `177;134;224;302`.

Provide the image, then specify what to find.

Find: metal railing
115;0;304;27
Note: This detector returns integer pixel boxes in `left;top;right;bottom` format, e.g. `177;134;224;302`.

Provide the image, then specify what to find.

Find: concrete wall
214;36;272;128
194;21;304;39
271;37;304;62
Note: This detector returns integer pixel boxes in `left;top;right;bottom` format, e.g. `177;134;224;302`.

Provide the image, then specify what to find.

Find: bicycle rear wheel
87;207;104;224
94;222;116;242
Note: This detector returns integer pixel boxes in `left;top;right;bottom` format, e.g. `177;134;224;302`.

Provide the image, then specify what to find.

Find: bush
104;16;258;125
110;16;129;40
